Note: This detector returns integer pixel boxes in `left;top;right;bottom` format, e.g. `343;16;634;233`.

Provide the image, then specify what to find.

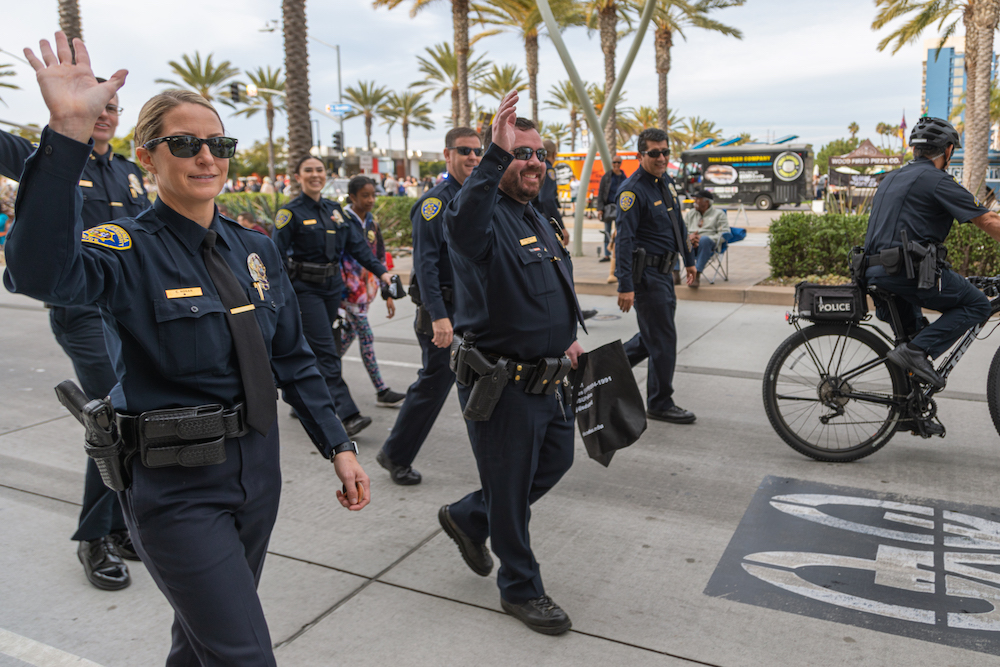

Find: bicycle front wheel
763;323;907;462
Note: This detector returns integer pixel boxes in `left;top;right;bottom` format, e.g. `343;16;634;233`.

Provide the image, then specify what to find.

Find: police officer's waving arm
0;131;35;181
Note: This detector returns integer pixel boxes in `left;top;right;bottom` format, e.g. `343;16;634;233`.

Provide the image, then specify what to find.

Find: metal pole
538;0;656;256
336;45;345;177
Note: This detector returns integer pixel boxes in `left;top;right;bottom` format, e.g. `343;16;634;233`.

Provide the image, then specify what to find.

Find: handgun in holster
55;380;131;492
449;333;509;421
632;247;647;288
900;230;938;290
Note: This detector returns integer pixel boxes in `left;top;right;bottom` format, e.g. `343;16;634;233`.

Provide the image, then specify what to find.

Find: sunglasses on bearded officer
143;135;238;159
511;147;547;161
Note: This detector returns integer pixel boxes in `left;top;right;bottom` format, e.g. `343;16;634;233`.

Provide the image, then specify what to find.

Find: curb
574;280;796;306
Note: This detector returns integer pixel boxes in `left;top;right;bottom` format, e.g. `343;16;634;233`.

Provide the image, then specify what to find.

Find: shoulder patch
547;168;556;181
274;209;292;229
421;197;443;221
619;191;636;212
82;223;132;250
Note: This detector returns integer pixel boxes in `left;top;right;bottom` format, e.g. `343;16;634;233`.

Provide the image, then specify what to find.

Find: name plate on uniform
79;180;93;188
519;236;538;246
653;200;663;206
165;287;204;299
303;219;317;225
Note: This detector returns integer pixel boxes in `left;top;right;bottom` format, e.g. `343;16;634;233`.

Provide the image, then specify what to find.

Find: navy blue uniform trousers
49;304;127;541
623;270;679;411
296;289;360;420
381;320;455;466
871;269;992;359
119;424;281;667
448;384;574;604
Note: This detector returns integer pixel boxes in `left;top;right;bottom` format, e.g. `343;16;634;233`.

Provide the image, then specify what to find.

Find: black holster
287;259;338;284
632;247;647;288
84;399;131;492
449;333;509;421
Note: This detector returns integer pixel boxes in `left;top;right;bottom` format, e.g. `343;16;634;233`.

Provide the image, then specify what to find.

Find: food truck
679;142;814;210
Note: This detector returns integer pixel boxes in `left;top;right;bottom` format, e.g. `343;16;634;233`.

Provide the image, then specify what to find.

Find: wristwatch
331;440;359;459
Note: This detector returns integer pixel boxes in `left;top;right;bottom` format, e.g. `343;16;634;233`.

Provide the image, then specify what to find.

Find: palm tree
232;67;285;182
380;90;436;176
647;0;744;130
344;81;389;151
0;64;19;107
848;121;859;139
545;79;590;150
412;43;491;127
589;84;635;148
873;0;1000;197
374;0;474;127
472;0;584;124
584;0;634;154
283;0;311;196
474;64;527;104
673;115;722;154
155;52;240;107
58;0;82;62
538;121;571;149
630;106;660;132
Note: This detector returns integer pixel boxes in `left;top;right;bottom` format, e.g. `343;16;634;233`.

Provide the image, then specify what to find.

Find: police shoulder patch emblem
82;223;132;250
619;191;636;212
547;168;556;181
421;197;443;221
274;209;292;229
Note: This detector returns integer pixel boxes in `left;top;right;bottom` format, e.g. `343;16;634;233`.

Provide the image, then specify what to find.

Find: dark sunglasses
511;147;547;161
641;149;669;159
448;145;484;156
144;135;238;159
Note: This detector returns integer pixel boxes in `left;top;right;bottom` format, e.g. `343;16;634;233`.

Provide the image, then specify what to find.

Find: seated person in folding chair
683;189;729;287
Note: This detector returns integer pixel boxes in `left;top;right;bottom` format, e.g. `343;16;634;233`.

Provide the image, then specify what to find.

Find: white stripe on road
0;628;104;667
342;355;423;369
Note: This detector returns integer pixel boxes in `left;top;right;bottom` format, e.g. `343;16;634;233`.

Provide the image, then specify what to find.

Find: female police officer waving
274;155;393;436
6;33;369;666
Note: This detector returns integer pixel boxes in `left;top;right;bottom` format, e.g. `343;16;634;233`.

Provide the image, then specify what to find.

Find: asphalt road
2;277;1000;666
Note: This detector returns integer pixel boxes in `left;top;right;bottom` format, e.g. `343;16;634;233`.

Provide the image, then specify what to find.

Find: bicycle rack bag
794;282;868;323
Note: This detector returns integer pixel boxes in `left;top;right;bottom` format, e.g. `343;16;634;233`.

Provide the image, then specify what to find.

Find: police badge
127;173;144;194
247;253;269;291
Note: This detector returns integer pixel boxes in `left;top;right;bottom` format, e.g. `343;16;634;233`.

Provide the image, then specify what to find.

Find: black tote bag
570;340;647;467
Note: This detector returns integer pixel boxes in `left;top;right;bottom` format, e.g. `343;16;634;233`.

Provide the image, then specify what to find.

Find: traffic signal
229;82;241;103
332;131;344;152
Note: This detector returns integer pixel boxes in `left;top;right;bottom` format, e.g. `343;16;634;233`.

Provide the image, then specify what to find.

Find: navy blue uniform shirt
444;144;584;361
864;158;989;263
3;127;349;457
614;165;694;292
412;175;460;322
0;130;148;226
273;193;387;296
531;160;561;223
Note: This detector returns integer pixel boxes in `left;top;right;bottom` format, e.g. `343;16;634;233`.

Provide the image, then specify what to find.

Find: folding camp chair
704;227;746;284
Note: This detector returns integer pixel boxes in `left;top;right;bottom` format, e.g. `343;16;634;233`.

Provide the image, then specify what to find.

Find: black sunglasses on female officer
143;135;238;159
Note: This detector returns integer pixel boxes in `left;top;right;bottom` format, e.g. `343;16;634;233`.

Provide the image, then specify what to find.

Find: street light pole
336;44;345;177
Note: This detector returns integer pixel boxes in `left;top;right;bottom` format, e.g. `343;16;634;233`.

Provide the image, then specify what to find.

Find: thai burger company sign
705;476;1000;655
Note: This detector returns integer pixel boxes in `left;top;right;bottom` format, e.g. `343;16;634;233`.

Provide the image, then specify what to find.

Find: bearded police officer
863;117;1000;394
0;85;148;591
377;126;483;485
615;128;697;424
438;91;585;635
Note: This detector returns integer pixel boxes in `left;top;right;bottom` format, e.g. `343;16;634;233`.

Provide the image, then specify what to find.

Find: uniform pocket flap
153;295;226;322
517;248;545;264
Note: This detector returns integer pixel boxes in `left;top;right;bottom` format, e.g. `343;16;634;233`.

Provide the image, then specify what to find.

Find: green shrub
374;196;417;248
944;221;1000;276
216;193;290;233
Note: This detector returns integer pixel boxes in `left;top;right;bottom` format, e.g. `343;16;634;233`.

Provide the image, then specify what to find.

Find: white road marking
0;628;104;666
342;355;422;369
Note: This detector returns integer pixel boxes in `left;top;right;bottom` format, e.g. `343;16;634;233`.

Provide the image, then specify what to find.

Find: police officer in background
531;139;561;224
615;128;697;424
863;117;1000;395
0;83;147;591
439;91;586;635
274;155;394;436
376;126;482;485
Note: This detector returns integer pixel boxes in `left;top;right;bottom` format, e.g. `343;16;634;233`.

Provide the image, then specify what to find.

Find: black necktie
202;230;276;435
526;210;588;332
657;178;688;260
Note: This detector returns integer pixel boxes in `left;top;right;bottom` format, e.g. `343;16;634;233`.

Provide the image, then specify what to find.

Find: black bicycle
762;276;1000;462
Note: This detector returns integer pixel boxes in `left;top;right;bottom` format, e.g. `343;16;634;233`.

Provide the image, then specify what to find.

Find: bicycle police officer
615;128;697;424
0;84;147;591
377;126;483;485
863;117;1000;392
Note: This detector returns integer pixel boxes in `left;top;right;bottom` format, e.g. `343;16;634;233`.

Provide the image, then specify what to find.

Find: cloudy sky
1;0;933;155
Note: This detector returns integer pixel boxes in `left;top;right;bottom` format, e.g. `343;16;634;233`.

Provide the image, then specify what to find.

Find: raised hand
23;32;127;143
490;90;519;153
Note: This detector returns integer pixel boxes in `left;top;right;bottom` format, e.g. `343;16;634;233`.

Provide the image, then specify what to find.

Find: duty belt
117;403;248;468
640;251;676;271
288;259;340;284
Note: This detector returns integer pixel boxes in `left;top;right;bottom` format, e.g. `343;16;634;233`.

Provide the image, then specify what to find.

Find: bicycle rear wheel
763;323;907;461
985;345;1000;438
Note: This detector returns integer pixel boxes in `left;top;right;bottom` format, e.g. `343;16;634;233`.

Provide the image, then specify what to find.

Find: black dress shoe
111;531;141;561
500;595;572;635
376;449;422;485
438;505;493;576
647;405;696;424
78;536;130;591
886;344;944;388
582;309;598;320
342;414;372;437
598;256;610;263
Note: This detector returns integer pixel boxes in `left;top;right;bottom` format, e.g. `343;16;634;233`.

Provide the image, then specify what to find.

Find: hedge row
768;212;1000;278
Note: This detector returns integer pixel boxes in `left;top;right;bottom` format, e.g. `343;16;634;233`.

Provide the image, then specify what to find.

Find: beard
500;166;544;203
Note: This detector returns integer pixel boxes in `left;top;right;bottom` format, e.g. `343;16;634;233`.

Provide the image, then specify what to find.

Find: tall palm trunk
283;0;311;196
266;105;276;182
655;25;672;131
451;85;460;127
365;115;373;152
58;0;83;62
525;33;539;124
962;1;1000;198
403;121;410;177
570;109;578;151
599;4;617;154
454;0;471;127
